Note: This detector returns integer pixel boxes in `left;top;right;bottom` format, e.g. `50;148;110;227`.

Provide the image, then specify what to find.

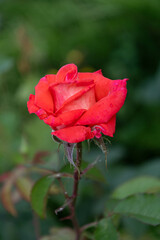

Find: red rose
27;64;128;143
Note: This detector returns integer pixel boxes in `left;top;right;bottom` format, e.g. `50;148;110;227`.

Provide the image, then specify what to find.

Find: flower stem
57;142;82;239
70;142;82;240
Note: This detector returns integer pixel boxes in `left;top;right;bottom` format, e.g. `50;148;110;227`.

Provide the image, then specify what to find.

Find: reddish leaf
1;181;17;216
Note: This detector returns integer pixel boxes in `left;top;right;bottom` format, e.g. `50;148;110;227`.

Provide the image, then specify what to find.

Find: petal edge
52;126;94;143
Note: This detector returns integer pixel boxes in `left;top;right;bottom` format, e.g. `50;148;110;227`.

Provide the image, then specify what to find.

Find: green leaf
15;177;33;202
31;175;54;218
113;194;160;225
112;176;160;199
94;219;118;240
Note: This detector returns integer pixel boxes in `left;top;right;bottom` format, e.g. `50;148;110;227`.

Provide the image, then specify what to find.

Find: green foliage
112;176;160;199
112;194;160;226
94;218;118;240
0;0;160;239
31;175;54;218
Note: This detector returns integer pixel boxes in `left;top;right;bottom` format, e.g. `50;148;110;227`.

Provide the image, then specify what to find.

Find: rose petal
35;76;55;113
45;74;57;84
56;84;96;114
92;115;116;138
27;95;49;120
43;115;61;127
78;72;96;82
78;72;112;100
94;75;113;100
57;109;86;126
78;72;127;102
43;109;86;128
56;63;78;83
76;79;127;126
27;94;39;114
50;83;87;111
36;109;48;120
52;126;94;143
50;81;95;113
94;69;102;75
95;76;128;101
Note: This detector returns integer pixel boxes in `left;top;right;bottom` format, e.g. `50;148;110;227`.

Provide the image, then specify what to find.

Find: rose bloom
27;64;128;143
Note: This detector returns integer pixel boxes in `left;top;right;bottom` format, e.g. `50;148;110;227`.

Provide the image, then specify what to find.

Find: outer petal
78;72;128;101
27;95;48;120
78;72;97;83
94;69;102;75
27;94;39;114
35;76;55;113
78;72;112;100
56;64;78;83
52;126;94;143
43;115;61;127
94;75;113;100
36;109;48;120
95;76;128;101
43;109;86;128
76;79;127;126
92;115;116;138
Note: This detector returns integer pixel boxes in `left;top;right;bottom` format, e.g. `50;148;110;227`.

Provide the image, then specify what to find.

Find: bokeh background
0;0;160;239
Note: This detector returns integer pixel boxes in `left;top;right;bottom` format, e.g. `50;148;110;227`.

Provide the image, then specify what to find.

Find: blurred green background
0;0;160;239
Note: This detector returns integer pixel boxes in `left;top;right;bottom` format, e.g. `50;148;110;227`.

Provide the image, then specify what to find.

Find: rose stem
70;142;82;240
57;143;82;239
